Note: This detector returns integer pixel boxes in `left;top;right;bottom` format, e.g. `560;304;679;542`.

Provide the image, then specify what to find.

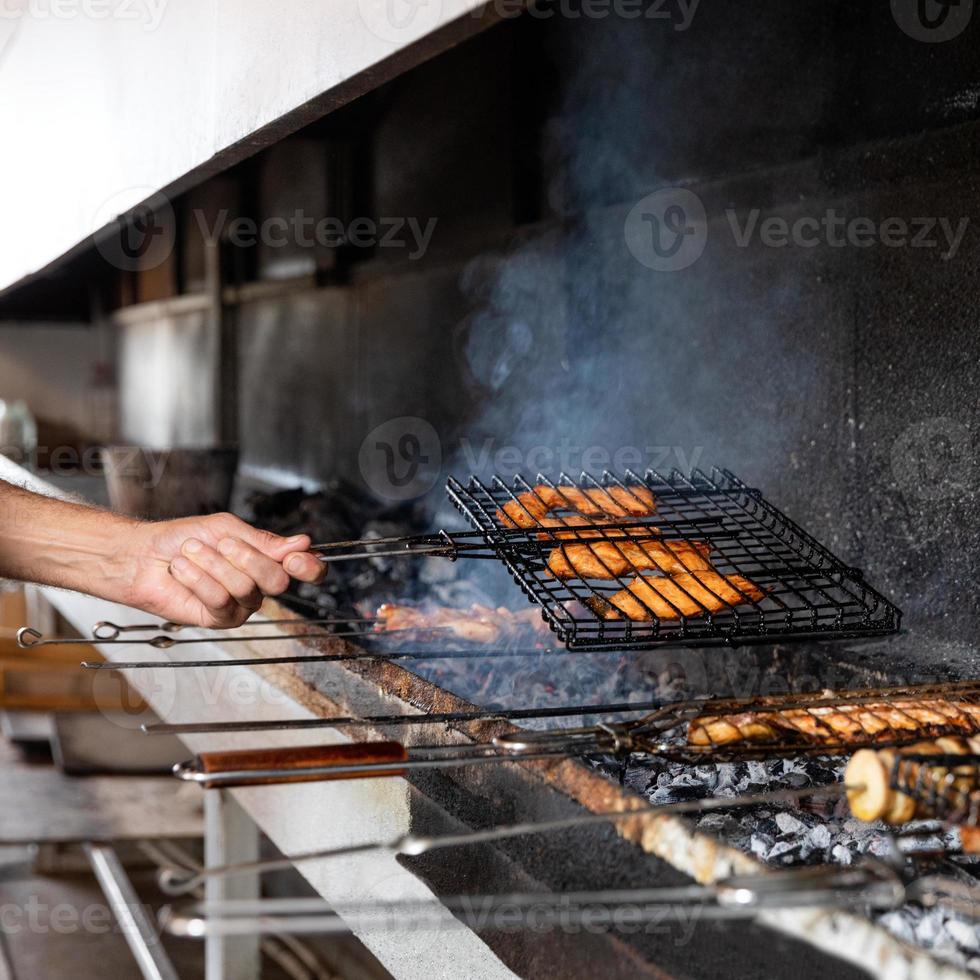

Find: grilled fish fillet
497;484;656;528
534;515;656;541
591;571;764;620
547;539;711;580
689;699;980;747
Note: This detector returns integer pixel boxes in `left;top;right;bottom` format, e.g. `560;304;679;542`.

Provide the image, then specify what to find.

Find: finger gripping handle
195;741;408;786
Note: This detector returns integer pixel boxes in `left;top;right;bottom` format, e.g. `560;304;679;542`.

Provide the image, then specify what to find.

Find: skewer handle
178;742;408;787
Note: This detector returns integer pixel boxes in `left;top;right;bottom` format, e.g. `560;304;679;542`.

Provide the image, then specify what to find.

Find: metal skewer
79;647;562;670
166;682;980;785
19;625;380;651
172;744;573;786
162;858;907;938
91;616;377;641
308;518;732;563
142;698;670;736
157;783;854;895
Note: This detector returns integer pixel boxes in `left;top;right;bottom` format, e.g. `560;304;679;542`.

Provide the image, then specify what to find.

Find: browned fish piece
497;484;655;528
534;515;657;541
593;571;764;621
547;539;711;580
689;699;980;747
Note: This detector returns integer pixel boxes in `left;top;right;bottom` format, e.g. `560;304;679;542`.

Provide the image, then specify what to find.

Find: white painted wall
114;298;217;447
0;0;488;294
0;322;113;436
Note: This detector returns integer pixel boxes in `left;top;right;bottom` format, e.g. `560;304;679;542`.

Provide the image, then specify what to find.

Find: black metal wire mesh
652;684;980;762
890;750;980;825
495;683;980;763
447;467;902;650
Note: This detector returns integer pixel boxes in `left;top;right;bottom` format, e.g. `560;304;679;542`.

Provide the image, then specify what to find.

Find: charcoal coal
768;840;802;861
775;812;805;836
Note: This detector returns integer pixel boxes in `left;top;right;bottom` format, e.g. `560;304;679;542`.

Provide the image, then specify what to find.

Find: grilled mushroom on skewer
845;737;980;824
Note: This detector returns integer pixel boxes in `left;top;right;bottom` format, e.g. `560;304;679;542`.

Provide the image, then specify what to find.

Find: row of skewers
160;676;980;930
18;606;980;938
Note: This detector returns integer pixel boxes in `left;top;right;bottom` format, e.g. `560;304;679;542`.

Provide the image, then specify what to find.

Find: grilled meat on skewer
546;539;712;580
497;484;656;528
374;602;548;645
689;699;980;748
588;571;764;621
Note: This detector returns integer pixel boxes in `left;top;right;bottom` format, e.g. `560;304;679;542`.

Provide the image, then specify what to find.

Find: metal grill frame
890;752;980;825
447;467;902;650
494;681;980;765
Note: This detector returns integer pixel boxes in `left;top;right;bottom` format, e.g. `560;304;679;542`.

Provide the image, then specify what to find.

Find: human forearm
0;479;140;603
0;479;325;626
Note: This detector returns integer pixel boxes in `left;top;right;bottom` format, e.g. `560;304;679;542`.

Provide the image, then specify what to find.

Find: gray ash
592;751;980;973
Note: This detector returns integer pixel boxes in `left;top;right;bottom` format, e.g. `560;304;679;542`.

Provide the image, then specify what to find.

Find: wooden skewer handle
194;742;408;787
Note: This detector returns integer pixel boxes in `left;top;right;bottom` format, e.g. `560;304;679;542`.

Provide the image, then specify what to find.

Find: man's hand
0;480;324;626
122;512;325;628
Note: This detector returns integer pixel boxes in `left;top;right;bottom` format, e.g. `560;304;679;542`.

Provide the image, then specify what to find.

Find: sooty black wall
236;1;980;662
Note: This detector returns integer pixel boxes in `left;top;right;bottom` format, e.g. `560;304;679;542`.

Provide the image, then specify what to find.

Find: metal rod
164;865;902;939
308;519;713;553
158;784;852;895
81;645;563;671
142;698;669;736
23;626;376;650
85;843;181;980
91;616;377;641
308;517;734;564
172;747;573;785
